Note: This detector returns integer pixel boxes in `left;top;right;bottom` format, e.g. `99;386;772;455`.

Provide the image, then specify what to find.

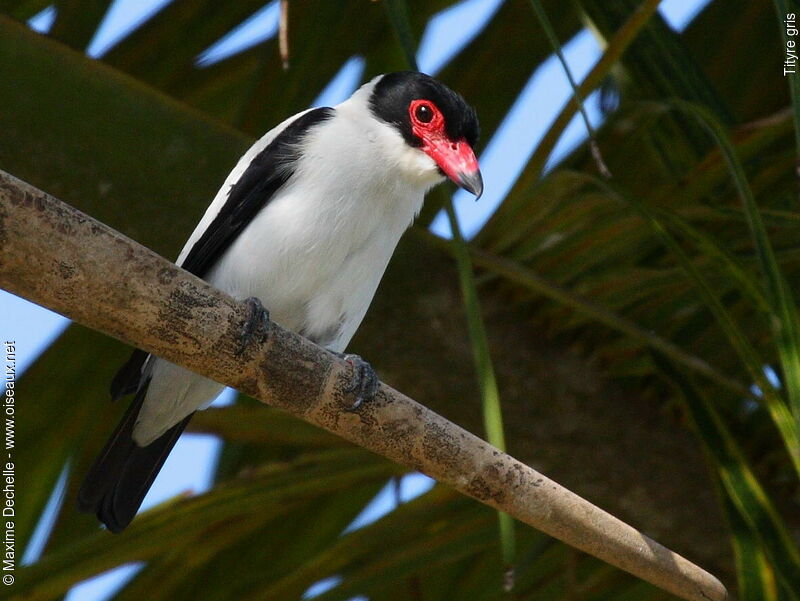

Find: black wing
109;106;335;400
83;108;335;532
181;107;335;278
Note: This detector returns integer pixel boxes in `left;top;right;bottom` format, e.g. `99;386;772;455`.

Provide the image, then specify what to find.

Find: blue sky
16;1;713;598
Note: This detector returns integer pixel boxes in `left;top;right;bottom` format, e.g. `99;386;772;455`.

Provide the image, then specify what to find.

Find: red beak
420;134;483;198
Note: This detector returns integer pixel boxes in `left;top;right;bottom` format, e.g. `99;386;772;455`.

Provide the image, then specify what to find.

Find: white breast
206;112;426;351
134;91;438;445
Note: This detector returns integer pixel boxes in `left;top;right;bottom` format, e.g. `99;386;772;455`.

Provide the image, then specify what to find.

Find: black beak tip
458;170;484;199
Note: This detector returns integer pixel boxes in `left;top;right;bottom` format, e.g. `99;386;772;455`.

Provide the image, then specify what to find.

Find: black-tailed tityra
79;71;482;532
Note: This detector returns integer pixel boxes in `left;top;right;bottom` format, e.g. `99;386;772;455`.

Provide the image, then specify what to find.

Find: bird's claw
337;353;379;411
236;297;271;355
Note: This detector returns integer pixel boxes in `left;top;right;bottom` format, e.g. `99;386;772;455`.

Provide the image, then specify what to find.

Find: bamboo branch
0;170;727;601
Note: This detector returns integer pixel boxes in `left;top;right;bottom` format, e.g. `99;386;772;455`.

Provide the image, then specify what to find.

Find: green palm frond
2;1;797;599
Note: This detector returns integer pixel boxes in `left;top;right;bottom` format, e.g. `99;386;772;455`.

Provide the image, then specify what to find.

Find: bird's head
363;71;483;198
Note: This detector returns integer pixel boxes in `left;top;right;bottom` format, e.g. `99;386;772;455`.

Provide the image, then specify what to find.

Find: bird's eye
415;104;433;123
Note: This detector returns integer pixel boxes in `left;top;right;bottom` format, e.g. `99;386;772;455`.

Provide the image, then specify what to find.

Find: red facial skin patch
409;99;480;185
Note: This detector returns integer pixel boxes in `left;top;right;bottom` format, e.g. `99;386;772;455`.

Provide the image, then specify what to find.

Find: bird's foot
236;297;271;355
335;353;379;411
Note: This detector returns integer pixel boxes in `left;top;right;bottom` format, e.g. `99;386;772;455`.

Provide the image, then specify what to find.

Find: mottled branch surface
0;170;727;601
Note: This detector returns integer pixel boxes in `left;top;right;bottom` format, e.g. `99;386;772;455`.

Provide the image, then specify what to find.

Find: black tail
78;382;192;533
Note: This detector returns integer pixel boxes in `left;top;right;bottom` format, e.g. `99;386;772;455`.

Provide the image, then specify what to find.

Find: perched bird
79;71;482;532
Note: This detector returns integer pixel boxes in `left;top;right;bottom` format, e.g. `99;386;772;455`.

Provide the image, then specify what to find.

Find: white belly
134;166;424;445
207;173;420;350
